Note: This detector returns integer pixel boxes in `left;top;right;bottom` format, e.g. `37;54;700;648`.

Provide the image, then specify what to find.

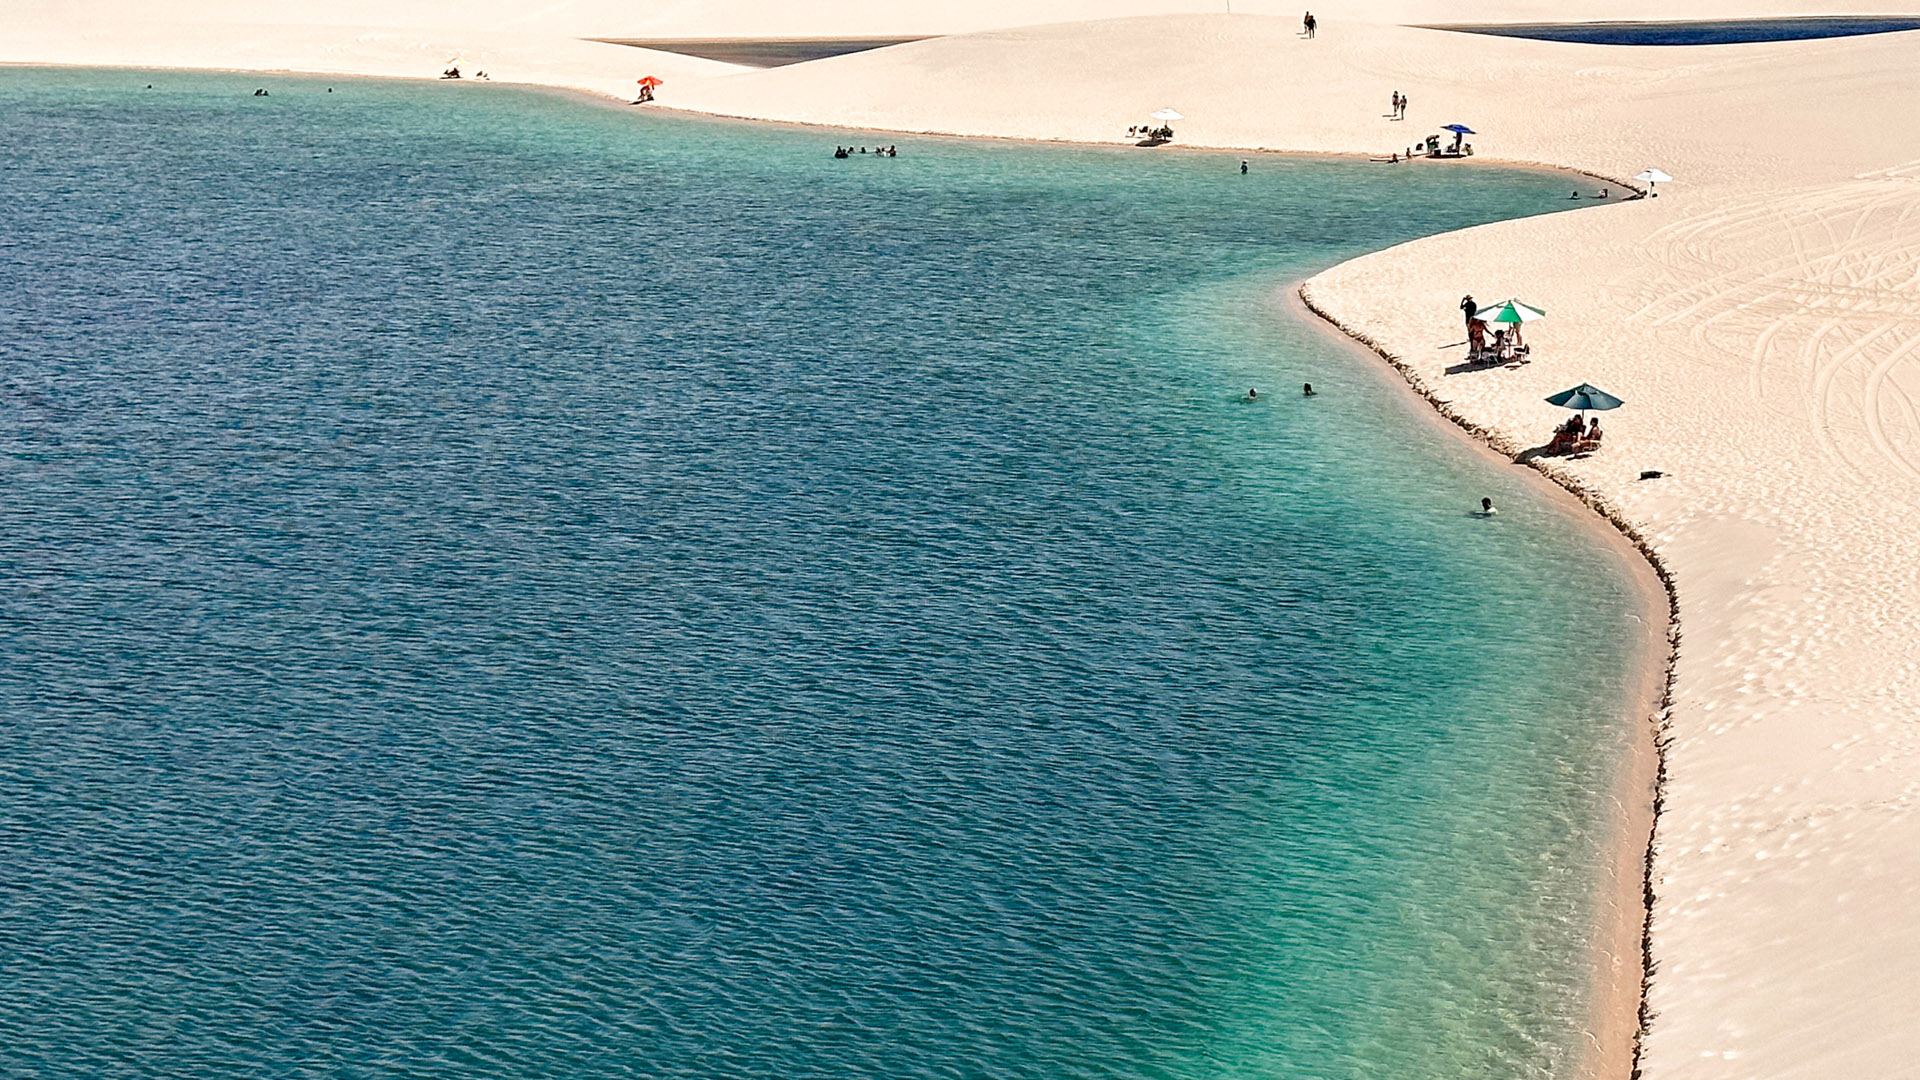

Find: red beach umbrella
637;76;665;88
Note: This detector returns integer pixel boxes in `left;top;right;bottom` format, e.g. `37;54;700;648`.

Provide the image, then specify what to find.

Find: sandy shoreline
7;4;1920;1077
1290;283;1673;1080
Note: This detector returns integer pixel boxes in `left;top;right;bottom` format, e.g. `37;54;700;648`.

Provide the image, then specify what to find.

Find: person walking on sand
1303;11;1316;37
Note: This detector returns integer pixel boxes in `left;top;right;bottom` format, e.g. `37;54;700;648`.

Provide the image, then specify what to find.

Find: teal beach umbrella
1472;298;1546;325
1546;383;1623;415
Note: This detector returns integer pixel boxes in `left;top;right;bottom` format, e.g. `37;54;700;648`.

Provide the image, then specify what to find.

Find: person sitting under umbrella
1473;299;1544;358
1543;383;1623;455
1547;414;1585;455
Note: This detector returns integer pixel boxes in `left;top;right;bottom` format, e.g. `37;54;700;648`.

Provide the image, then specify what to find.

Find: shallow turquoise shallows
0;69;1647;1079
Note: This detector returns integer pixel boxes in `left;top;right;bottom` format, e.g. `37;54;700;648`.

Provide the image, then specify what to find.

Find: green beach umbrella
1471;298;1546;325
1546;383;1623;415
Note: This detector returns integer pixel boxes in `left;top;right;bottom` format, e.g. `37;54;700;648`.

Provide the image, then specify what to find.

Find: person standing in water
1302;383;1316;396
1478;497;1497;515
1241;159;1249;174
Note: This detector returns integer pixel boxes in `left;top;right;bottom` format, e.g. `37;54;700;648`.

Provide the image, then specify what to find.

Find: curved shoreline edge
1297;280;1679;1080
4;59;1685;1076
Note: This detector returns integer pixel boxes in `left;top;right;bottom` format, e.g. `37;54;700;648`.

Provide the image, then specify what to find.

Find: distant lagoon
1425;16;1920;46
0;68;1653;1079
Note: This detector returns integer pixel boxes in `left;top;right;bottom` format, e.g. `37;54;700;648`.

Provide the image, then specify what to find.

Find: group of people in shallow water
1242;384;1317;402
834;145;898;158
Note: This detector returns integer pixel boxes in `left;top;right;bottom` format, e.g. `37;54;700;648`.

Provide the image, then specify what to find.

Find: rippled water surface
0;69;1649;1079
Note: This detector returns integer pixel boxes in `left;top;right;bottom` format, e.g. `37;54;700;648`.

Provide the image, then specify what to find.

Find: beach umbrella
1634;167;1673;196
1546;383;1624;415
1440;122;1475;151
1150;108;1184;122
1471;298;1546;324
637;76;665;88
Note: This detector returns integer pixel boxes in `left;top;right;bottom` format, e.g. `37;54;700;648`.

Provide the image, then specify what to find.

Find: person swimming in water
1478;497;1497;515
1246;389;1259;400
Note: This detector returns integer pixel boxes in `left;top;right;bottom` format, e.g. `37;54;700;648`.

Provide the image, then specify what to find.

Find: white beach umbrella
1150;108;1184;122
1634;167;1674;196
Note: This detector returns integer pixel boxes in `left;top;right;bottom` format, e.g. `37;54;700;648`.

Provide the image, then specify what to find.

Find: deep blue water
1427;16;1920;46
0;70;1649;1078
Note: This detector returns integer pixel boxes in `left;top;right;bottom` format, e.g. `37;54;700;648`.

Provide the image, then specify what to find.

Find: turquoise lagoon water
0;70;1649;1078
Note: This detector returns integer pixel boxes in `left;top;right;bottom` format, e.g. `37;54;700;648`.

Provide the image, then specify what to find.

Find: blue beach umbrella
1546;383;1624;415
1440;123;1477;153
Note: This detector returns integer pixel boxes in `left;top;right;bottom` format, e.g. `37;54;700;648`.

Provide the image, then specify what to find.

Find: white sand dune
6;3;1920;1077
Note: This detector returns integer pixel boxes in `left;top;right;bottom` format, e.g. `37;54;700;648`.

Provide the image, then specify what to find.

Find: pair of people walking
1390;90;1408;119
1302;11;1317;36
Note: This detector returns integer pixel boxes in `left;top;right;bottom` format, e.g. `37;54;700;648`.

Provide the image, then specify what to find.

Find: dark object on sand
1639;470;1666;480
